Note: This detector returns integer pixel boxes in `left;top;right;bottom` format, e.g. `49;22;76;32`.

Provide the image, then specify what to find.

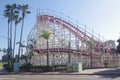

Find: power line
0;34;8;40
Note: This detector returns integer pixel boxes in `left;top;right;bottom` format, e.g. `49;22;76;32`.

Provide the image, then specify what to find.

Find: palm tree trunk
47;40;49;66
7;22;10;66
9;21;12;66
17;18;24;62
68;41;71;63
12;25;17;63
90;46;93;68
13;25;17;60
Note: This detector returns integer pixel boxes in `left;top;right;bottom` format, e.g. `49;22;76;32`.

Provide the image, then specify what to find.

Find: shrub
3;64;13;72
30;65;53;72
20;63;33;72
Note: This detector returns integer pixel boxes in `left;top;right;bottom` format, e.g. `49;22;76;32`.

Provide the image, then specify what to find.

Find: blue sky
0;0;120;59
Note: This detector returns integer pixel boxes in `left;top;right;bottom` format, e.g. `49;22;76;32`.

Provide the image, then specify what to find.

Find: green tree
39;30;51;66
117;39;120;53
2;54;8;63
0;48;7;63
0;48;2;52
17;4;30;62
27;50;34;63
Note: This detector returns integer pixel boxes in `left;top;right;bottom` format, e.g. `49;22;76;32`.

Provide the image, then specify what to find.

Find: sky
0;0;120;59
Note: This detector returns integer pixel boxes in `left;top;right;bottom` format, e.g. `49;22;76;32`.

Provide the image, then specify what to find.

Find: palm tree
82;39;95;68
89;41;95;69
13;14;21;59
17;4;30;62
23;50;34;63
9;4;17;51
27;50;34;63
17;41;34;63
39;30;51;66
3;4;11;66
16;41;26;60
3;4;17;66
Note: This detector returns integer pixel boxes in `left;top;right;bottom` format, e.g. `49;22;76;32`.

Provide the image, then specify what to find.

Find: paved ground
0;67;120;80
0;73;120;80
1;67;120;75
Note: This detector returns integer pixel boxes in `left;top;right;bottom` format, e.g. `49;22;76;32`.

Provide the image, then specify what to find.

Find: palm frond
40;30;51;40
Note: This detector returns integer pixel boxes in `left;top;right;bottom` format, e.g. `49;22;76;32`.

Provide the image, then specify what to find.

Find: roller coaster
27;10;119;68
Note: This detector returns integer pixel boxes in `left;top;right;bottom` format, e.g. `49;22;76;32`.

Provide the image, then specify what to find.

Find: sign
67;63;82;72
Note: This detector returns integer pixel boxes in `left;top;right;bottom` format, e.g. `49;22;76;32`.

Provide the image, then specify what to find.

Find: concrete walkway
79;67;120;75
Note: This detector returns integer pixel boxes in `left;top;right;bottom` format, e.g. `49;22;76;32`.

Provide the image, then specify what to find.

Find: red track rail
32;14;102;57
38;15;100;44
34;48;100;57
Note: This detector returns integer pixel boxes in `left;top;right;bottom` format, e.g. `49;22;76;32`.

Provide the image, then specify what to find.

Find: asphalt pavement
1;68;120;80
1;67;120;75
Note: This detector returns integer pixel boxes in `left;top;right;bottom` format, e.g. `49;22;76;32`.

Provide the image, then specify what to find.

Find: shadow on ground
94;68;120;79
